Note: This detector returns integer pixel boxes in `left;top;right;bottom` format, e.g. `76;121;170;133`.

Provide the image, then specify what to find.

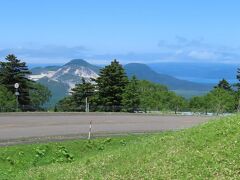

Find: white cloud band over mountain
0;37;240;64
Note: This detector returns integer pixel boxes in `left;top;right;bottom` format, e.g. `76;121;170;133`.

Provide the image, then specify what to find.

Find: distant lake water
176;76;237;84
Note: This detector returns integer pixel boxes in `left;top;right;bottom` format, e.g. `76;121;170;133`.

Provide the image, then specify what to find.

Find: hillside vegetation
1;115;240;179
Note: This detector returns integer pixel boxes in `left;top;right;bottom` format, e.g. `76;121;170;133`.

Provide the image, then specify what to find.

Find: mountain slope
29;59;100;107
124;63;213;91
31;66;61;74
37;77;69;107
30;59;100;83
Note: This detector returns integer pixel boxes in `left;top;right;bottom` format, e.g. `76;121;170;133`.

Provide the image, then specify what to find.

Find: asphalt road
0;113;213;145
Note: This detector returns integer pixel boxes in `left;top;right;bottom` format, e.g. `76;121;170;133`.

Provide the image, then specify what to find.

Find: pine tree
0;54;32;109
122;76;140;112
237;68;240;82
215;78;232;91
71;78;95;111
95;59;128;112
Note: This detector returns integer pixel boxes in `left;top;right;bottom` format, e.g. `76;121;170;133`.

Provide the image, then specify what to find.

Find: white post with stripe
88;120;92;140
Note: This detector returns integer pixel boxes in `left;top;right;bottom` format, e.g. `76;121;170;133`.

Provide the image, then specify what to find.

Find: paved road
0;113;213;144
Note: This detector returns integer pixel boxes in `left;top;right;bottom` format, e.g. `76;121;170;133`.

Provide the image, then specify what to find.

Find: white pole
16;88;19;112
16;92;18;112
85;97;88;112
88;120;92;140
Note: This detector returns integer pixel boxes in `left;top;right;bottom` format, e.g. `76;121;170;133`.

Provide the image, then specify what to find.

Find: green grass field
1;115;240;179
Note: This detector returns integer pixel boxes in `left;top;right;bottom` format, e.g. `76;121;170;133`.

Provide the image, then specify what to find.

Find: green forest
1;54;240;114
0;55;51;112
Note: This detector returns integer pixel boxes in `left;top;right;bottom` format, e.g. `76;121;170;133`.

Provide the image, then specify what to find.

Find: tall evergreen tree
215;78;232;91
95;59;128;112
237;68;240;82
71;78;95;111
122;76;140;112
0;54;32;109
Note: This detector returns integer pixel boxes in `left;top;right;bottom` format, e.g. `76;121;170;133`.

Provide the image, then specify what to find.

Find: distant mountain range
30;59;213;107
125;63;212;91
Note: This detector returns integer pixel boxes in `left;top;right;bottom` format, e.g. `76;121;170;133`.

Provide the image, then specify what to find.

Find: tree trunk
174;106;178;114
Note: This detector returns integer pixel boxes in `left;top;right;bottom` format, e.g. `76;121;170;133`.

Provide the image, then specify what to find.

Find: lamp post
14;83;20;112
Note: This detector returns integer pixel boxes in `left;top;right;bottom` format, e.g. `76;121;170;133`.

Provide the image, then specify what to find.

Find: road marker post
88;120;92;140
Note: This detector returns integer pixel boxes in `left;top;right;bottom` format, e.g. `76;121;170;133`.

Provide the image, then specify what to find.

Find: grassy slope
1;115;240;179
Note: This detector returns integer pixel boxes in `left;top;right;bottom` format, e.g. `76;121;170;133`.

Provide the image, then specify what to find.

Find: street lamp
14;83;20;112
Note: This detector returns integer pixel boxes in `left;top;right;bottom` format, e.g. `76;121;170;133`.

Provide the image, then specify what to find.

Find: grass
1;115;240;179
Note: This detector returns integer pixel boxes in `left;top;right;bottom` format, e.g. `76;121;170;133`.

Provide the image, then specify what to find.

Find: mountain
30;59;99;87
29;59;100;106
30;59;214;107
124;63;213;91
64;59;100;73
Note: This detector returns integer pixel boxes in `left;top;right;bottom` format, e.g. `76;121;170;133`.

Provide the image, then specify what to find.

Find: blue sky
0;0;240;64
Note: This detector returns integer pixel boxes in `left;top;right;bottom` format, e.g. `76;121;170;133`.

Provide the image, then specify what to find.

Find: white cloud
188;50;218;60
1;37;240;64
157;36;240;63
0;45;88;59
